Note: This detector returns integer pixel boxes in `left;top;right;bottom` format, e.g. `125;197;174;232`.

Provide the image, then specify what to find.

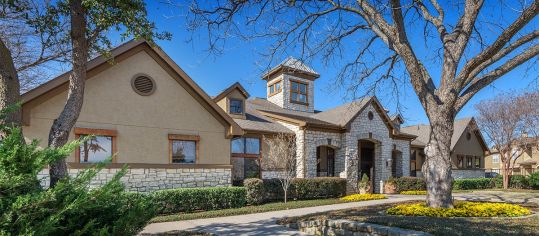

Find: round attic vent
131;75;155;96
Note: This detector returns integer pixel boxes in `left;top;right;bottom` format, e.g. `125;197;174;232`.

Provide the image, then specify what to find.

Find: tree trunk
49;0;88;187
284;186;287;203
0;38;22;127
422;114;454;208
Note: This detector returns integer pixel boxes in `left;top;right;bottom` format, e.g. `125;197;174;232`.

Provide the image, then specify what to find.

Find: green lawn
151;198;351;223
277;201;539;236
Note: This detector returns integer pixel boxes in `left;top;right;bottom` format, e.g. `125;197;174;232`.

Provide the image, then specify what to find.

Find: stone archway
316;145;336;177
358;139;378;192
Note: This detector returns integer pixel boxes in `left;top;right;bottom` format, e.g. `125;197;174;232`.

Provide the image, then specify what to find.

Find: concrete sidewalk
141;195;422;235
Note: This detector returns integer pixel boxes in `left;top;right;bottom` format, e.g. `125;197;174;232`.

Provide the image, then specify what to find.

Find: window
229;99;243;114
457;155;464;168
231;137;261;183
474;156;481;168
268;80;282;96
492;154;500;163
290;80;308;104
75;128;117;163
466;156;473;168
169;134;199;164
232;137;260;156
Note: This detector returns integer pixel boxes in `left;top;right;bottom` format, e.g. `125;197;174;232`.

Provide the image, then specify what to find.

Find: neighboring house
484;136;539;176
401;118;489;179
214;57;417;193
21;40;242;191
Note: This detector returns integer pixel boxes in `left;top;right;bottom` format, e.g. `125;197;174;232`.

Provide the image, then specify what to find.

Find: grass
277;201;539;236
150;196;388;223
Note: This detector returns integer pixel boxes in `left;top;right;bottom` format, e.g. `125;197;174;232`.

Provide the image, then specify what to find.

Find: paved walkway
141;195;423;235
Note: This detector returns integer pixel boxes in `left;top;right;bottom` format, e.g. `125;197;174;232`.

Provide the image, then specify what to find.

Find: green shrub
152;187;247;214
292;177;346;199
0;123;155;235
244;178;264;205
392;177;426;192
244;177;347;204
453;178;495;190
528;172;539;189
495;175;529;188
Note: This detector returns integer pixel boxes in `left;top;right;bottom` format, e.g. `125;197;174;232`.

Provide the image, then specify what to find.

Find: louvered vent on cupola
131;75;156;96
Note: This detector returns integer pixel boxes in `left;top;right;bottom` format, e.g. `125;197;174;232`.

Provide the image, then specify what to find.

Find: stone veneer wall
451;169;485;179
266;74;314;113
416;169;485;179
276;121;306;178
304;130;344;178
344;103;392;193
261;170;288;179
37;168;231;192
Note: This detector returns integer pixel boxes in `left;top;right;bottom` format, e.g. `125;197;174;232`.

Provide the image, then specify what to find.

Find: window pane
475;157;480;168
291;92;298;101
299;84;307;93
299;94;307;103
230;99;243;114
80;135;112;163
291;82;298;91
232;138;244;153
276;82;281;90
172;140;196;164
245;138;260;154
269;85;274;94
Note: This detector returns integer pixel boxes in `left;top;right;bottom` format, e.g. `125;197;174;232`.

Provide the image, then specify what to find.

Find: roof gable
213;82;250;102
402;117;489;152
21;40;242;137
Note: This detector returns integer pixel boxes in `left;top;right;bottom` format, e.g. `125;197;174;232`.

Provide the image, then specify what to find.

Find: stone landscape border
286;219;431;236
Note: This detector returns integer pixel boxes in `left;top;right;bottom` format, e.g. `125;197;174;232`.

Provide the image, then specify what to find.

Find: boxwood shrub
453;178;495;190
151;187;247;214
244;177;347;204
391;177;426;192
529;172;539;189
494;175;529;189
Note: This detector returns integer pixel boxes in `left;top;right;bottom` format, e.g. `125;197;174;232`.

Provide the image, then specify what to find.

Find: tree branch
457;43;539;110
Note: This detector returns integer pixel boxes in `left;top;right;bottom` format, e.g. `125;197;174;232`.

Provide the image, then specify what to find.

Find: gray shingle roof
401;117;474;149
311;98;371;127
235;103;294;134
279;57;319;75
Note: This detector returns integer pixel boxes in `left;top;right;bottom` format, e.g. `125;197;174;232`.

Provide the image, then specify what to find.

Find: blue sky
104;1;537;126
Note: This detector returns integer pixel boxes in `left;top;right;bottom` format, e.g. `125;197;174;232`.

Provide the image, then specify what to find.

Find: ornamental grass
340;194;387;202
400;190;427;195
387;201;531;217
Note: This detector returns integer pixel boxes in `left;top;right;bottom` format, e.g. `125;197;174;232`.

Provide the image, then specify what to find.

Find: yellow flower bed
340;194;387;202
387;201;531;217
400;190;427;195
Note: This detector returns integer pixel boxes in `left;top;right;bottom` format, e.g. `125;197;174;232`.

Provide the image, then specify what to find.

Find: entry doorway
358;140;375;188
316;146;335;177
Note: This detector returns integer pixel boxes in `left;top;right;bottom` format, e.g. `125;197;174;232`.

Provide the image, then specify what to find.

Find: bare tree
263;133;296;203
185;0;538;207
475;91;539;189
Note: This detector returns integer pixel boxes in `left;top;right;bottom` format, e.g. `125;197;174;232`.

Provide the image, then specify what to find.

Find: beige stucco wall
216;89;246;119
23;50;231;165
450;128;486;168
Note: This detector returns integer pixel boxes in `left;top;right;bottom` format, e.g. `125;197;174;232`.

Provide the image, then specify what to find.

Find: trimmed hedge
152;187;247;214
244;177;347;205
529;172;539;189
494;175;529;189
387;177;426;192
453;178;494;190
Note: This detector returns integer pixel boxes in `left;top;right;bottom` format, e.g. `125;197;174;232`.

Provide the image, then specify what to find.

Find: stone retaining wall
37;168;231;192
289;219;431;236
